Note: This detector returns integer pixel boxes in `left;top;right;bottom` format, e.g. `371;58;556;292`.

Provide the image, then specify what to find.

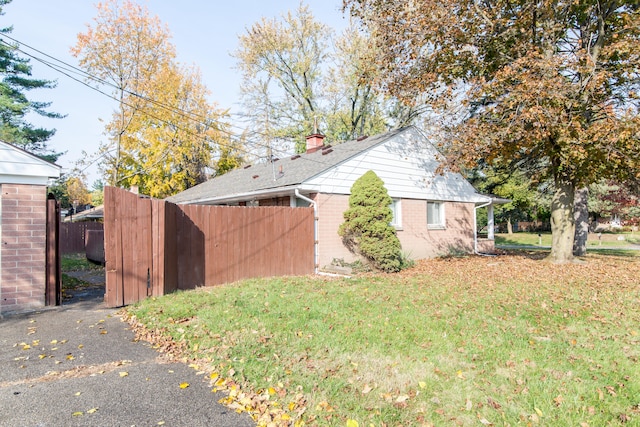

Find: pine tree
0;0;62;161
338;170;405;272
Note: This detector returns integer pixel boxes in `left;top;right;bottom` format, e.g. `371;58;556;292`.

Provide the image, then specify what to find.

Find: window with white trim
427;201;445;229
389;199;402;228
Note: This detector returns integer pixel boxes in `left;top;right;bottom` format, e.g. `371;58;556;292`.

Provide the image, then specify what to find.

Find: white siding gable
302;127;484;203
0;140;61;185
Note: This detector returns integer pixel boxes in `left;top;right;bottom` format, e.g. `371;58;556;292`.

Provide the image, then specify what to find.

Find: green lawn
126;254;640;426
61;253;104;271
496;232;640;249
61;253;103;289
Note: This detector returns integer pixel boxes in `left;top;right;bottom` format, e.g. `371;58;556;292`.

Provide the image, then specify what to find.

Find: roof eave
174;184;305;205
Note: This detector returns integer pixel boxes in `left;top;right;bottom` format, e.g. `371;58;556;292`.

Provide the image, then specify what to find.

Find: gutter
473;198;494;256
173;185;302;205
295;189;319;275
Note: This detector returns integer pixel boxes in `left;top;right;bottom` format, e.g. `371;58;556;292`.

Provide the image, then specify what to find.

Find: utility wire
0;33;341;176
1;32;297;147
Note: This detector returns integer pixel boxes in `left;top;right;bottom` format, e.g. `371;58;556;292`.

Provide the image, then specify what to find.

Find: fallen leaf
87;408;98;414
72;412;83;417
553;395;563;407
100;330;108;335
418;381;427;389
119;372;129;377
75;392;81;396
179;382;189;389
362;384;373;394
346;420;359;427
396;395;409;403
465;398;472;411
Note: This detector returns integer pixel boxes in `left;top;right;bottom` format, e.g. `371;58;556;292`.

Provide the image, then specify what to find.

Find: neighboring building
0;141;60;315
168;127;497;270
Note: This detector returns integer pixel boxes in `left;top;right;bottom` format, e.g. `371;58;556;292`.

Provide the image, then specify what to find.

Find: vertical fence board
59;222;104;254
45;198;61;306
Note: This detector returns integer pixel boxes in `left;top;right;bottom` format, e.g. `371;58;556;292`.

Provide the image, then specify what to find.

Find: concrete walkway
0;284;254;426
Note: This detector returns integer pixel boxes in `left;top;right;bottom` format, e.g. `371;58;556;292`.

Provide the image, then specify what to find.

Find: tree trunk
507;217;513;234
547;181;576;263
573;187;589;256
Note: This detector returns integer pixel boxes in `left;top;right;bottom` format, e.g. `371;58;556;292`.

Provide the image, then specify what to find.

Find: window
427;201;445;228
389;199;402;228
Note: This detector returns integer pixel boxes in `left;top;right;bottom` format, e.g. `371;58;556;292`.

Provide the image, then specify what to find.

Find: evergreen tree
0;0;62;161
338;170;406;272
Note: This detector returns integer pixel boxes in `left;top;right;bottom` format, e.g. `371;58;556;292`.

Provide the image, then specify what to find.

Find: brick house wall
314;194;476;268
0;184;47;314
397;200;475;259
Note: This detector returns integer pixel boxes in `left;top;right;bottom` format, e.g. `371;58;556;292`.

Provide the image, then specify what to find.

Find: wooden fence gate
104;187;315;307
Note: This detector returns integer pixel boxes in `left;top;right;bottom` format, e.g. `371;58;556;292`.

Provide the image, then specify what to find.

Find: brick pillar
1;184;47;314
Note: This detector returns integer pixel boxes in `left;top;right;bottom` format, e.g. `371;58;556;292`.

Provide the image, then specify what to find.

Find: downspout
474;199;493;256
295;189;318;274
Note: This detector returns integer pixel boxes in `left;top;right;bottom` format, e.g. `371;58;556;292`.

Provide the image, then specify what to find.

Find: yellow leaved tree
72;0;229;197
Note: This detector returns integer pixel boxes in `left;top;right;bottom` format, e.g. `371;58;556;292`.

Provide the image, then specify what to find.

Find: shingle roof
167;127;407;204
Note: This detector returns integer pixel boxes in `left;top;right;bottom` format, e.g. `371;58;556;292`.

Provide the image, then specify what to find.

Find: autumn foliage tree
235;3;413;156
346;1;640;263
72;0;228;197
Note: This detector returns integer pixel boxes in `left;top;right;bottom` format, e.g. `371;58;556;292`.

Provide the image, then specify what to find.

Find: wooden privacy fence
59;222;104;254
104;186;315;307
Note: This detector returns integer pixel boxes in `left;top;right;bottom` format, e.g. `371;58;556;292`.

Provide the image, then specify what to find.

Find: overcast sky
3;1;347;184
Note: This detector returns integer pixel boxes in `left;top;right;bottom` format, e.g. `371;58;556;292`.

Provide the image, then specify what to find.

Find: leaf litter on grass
125;253;640;426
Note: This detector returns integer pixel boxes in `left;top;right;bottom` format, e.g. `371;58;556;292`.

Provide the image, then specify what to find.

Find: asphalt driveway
0;284;254;427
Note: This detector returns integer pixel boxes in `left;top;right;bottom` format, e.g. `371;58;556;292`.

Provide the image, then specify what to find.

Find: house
0;140;61;315
168;126;497;270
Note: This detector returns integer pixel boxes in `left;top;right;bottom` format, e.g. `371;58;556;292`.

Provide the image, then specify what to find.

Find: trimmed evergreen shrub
338;170;405;272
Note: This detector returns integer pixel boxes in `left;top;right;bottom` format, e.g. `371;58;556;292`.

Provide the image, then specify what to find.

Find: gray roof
167;127;407;204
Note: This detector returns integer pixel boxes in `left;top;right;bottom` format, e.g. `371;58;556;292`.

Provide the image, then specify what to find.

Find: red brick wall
1;184;47;314
316;193;353;268
315;194;476;268
397;199;475;259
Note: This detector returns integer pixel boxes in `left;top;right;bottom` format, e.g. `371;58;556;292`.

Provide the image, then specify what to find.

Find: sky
3;0;348;185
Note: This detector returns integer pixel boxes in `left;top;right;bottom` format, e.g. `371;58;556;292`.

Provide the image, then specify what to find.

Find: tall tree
347;0;640;263
324;24;387;141
72;0;227;195
112;63;224;198
235;3;329;153
0;0;62;161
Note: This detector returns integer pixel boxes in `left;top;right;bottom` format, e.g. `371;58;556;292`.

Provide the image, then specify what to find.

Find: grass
61;253;103;272
61;253;103;290
496;232;640;249
126;253;640;426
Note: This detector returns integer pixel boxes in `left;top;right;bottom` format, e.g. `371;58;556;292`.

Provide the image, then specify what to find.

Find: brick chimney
305;133;325;154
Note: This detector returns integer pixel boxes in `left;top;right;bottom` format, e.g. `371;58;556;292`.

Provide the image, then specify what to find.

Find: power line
0;33;339;182
0;32;301;149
